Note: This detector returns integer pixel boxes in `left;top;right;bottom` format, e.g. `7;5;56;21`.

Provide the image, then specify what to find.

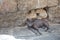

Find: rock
18;0;58;13
18;0;47;13
0;0;17;13
0;11;26;28
0;12;16;28
48;5;60;23
0;0;59;28
36;0;47;8
47;0;58;7
58;0;60;5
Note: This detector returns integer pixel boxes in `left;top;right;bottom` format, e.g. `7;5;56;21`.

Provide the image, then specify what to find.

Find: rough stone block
0;11;26;28
0;0;17;13
18;0;47;13
48;6;60;23
47;0;58;7
58;0;60;5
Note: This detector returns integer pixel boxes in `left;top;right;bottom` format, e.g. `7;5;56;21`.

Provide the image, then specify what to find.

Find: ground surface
0;24;60;40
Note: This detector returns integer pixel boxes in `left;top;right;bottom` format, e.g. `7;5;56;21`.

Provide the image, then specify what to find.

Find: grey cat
25;18;50;35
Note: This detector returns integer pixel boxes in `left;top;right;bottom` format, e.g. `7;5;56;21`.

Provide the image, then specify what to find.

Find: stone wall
0;0;60;27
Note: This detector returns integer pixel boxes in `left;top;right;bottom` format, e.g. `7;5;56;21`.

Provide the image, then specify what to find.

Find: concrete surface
0;24;60;40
